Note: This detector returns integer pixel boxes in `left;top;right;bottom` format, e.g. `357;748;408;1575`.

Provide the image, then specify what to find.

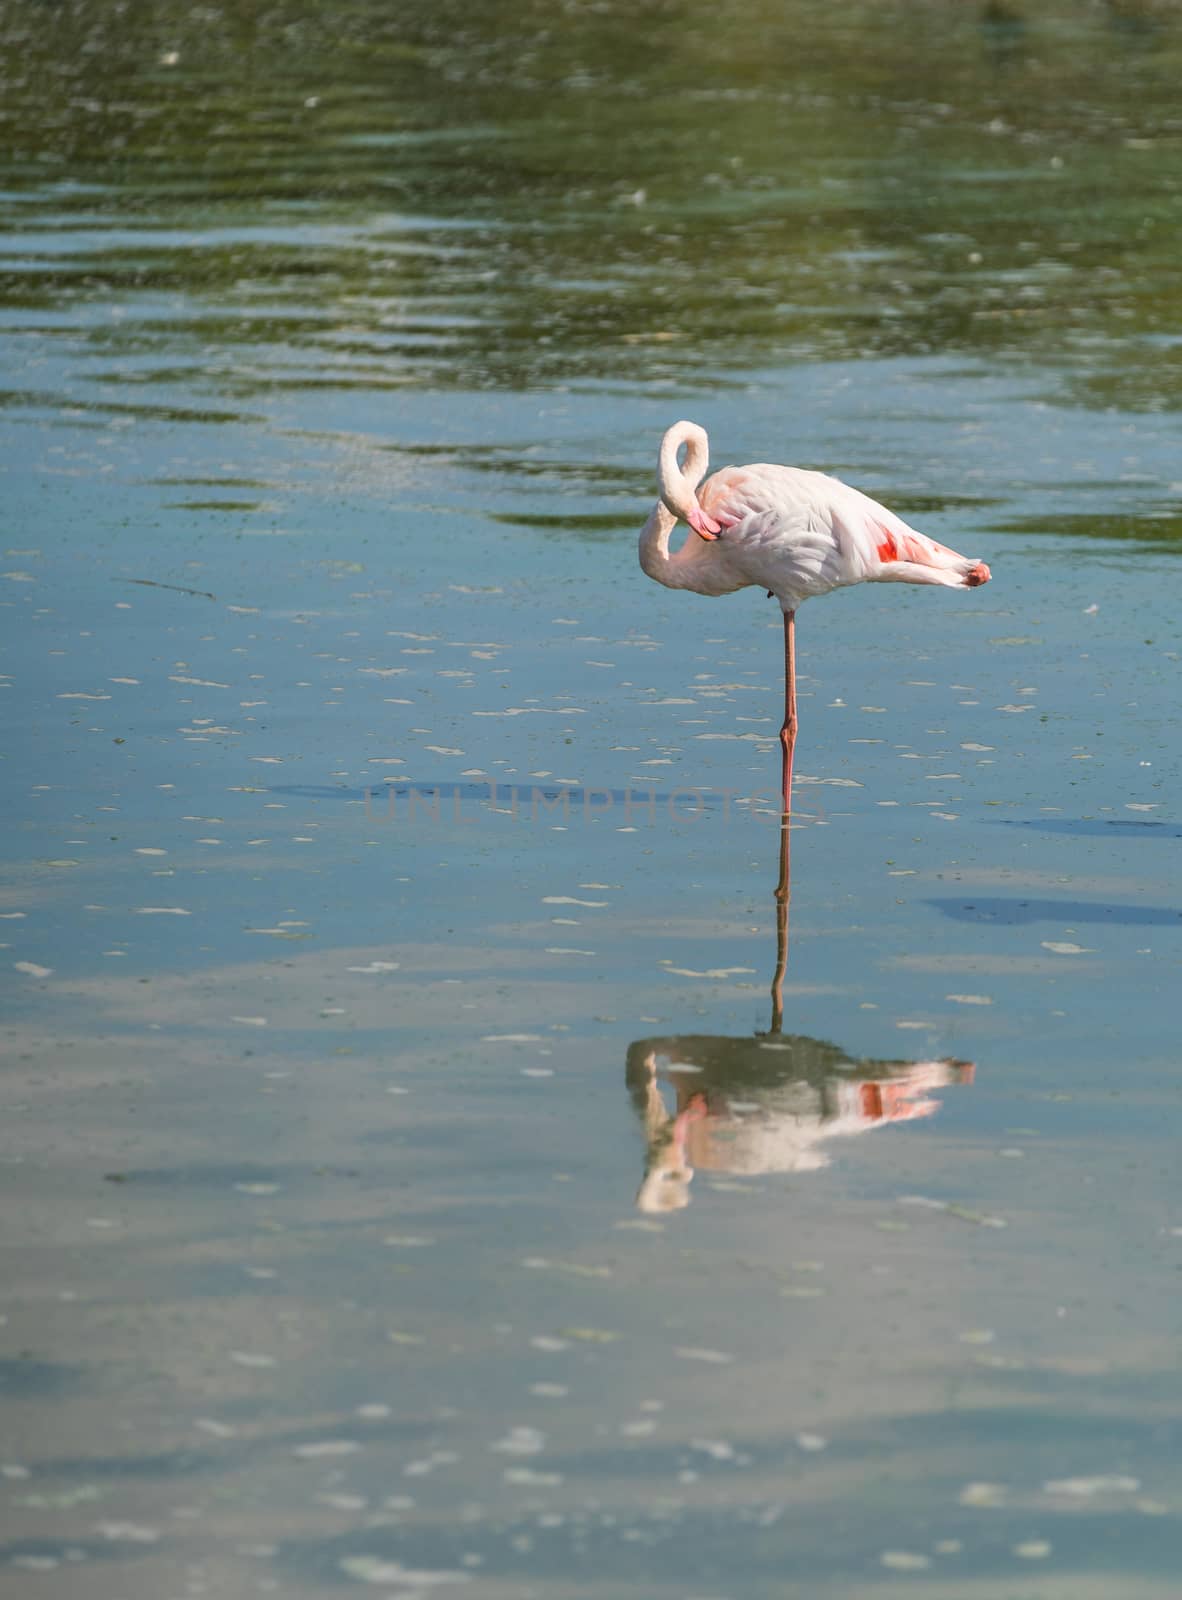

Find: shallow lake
2;2;1180;1595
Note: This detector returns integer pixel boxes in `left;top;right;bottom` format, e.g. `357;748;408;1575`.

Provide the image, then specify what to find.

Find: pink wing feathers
676;457;990;606
702;464;990;594
859;499;992;590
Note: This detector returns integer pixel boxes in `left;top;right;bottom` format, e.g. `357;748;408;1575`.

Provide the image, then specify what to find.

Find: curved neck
638;499;680;586
658;420;709;520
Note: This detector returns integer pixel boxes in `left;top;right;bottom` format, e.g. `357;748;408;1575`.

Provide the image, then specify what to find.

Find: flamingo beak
687;504;721;541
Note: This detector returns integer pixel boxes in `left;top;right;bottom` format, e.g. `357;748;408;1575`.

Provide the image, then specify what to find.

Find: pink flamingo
639;420;992;812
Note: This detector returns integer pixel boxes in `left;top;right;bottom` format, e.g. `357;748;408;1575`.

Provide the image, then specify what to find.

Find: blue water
2;3;1182;1595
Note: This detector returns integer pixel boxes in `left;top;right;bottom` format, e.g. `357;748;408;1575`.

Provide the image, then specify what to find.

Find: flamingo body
638;421;992;812
639;421;991;611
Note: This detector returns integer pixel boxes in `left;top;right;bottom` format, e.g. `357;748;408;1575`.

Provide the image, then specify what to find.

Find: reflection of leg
770;814;790;1035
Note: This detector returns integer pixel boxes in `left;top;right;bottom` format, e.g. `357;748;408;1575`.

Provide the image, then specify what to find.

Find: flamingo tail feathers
873;519;990;590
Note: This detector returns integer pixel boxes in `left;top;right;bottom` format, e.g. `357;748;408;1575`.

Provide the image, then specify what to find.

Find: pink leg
780;609;797;814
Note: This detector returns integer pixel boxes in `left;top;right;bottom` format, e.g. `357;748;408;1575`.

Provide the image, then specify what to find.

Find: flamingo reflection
627;816;974;1212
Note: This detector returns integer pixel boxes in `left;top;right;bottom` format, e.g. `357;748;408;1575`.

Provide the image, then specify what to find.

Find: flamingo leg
779;608;797;813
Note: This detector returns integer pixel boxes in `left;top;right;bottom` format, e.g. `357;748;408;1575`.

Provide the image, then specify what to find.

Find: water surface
2;2;1181;1595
